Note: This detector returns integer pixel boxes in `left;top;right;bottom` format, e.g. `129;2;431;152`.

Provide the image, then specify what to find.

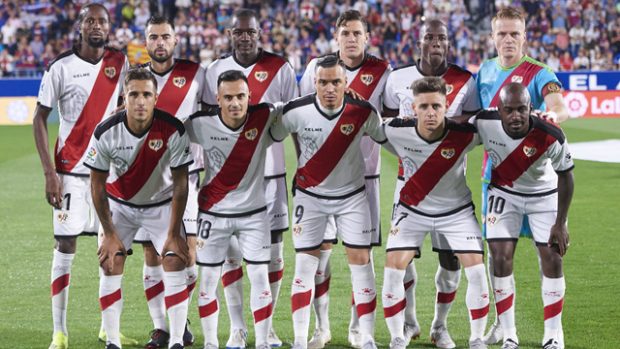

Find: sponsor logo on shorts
340;124;355;136
466;235;482;240
254;71;268;82
148;139;164;151
293;224;302;236
360;74;373;86
440;148;456;159
245;128;258;141
523;145;537;157
389;226;399;236
56;212;69;223
173;76;186;88
104;66;117;79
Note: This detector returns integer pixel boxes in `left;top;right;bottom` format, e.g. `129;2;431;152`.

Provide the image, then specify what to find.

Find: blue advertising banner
556;71;620;91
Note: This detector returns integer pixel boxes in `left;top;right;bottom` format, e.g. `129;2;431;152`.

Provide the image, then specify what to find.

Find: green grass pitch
1;118;618;348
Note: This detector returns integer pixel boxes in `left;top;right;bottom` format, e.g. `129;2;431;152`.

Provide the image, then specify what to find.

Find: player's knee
438;251;460;270
162;253;186;271
346;248;370;265
142;243;161;266
540;251;563;278
385;251;409;270
55;236;77;254
491;253;513;277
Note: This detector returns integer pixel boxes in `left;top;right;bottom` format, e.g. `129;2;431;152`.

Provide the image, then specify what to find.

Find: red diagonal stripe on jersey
165;288;189;309
248;53;286;104
383;298;406;318
356;296;377;317
404;279;414;290
199;106;271;211
253;303;273;323
51;273;70;296
470;303;490;320
187;280;196;294
544;298;564;320
291;289;312;313
222;267;243;287
495;293;514;316
348;57;389;100
269;269;284;284
198;299;218;318
314;276;331;298
100;288;122;311
400;130;474;206
55;49;124;173
443;66;471;107
437;291;457;303
488;60;543;108
156;60;200;116
296;103;371;189
491;128;557;187
145;280;164;301
106;116;177;200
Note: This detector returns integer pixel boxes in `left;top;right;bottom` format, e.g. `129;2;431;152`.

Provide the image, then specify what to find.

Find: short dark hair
314;55;346;73
124;67;158;90
411;77;447;96
146;15;175;30
231;8;258;27
335;9;369;32
77;3;110;26
217;70;248;88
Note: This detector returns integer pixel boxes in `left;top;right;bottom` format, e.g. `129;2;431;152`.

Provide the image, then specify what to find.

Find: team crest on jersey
440;148;456;159
523;145;537;157
254;71;268;82
148;139;164;151
446;84;454;95
104;66;116;79
360;74;373;86
511;75;523;83
173;76;186;88
245;128;258;141
340;124;355;135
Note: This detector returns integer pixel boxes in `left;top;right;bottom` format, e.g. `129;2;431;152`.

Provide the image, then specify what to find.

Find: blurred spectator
573;48;590;70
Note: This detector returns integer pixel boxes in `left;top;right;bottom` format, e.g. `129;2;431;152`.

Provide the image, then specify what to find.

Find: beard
86;36;106;48
150;51;172;63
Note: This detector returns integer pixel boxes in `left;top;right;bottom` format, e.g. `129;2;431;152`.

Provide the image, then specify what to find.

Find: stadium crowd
1;0;620;77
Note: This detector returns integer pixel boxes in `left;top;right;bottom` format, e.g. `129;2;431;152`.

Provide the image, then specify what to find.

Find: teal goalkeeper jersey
476;55;560;110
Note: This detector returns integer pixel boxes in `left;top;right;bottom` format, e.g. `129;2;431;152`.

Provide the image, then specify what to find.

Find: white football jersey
473;110;574;195
187;103;282;215
38;47;128;176
84;110;193;207
272;95;383;198
203;50;298;177
383;62;480;118
381;118;480;215
299;53;391;176
145;59;205;173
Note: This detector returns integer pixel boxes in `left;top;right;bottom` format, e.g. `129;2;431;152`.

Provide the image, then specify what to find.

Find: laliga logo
564;92;588;118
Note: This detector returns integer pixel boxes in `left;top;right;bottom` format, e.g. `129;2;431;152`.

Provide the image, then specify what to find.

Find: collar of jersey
314;94;345;120
414;118;448;144
217;111;247;132
337;51;367;71
494;55;528;71
232;49;263;68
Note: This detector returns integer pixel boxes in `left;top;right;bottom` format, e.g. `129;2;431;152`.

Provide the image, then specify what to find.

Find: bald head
498;83;532;137
499;82;531;106
420;18;448;38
